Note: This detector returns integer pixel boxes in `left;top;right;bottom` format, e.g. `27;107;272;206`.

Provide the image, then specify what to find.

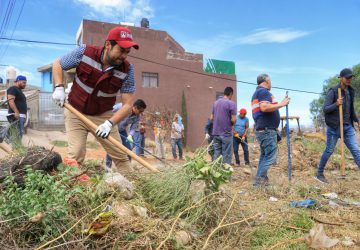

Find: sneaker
314;174;329;184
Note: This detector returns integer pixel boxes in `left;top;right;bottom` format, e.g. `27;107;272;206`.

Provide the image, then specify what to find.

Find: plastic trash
290;199;317;208
322;193;338;199
84;205;113;236
305;224;339;249
269;197;278;202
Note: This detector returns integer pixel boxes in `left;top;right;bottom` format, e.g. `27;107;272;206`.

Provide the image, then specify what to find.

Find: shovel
64;103;159;173
337;88;346;177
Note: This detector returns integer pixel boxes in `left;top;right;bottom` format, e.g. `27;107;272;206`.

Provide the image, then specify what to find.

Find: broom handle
0;142;11;153
338;88;345;176
64;103;159;173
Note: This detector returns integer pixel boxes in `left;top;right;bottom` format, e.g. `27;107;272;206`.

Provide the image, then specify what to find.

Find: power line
0;37;76;45
0;0;26;61
129;55;322;95
0;36;323;95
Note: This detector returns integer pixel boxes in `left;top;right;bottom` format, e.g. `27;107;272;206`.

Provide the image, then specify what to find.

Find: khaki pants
64;109;132;174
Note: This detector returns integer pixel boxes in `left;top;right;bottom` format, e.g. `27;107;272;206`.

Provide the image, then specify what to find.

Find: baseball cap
106;27;139;50
339;68;353;78
15;75;27;81
239;108;247;114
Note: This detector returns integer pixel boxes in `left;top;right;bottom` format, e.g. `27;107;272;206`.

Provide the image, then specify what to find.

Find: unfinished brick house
44;19;237;149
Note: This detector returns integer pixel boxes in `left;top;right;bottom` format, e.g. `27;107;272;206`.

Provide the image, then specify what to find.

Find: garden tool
285;91;292;182
119;133;174;167
64;103;159;172
234;131;248;146
338;88;346;177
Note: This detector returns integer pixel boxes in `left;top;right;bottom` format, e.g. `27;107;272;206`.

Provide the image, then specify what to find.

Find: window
49;71;53;84
216;92;223;100
142;72;159;88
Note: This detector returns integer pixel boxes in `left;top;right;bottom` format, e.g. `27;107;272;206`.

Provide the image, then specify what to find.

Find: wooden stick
156;192;220;250
64;103;159;173
0;142;11;154
268;236;304;250
338;88;345;176
310;215;344;226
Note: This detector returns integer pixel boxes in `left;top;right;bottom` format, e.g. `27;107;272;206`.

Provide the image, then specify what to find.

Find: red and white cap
106;27;139;50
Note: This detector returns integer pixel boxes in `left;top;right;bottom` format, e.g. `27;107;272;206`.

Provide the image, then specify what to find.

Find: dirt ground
1;129;359;249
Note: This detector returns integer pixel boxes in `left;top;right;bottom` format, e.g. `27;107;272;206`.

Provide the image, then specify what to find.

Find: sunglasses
345;76;353;80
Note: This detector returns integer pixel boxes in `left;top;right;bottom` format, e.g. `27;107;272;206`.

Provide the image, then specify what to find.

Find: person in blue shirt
105;99;146;168
233;108;250;166
251;74;289;187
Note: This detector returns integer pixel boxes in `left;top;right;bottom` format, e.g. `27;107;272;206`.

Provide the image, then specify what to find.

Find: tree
181;91;188;147
310;64;360;129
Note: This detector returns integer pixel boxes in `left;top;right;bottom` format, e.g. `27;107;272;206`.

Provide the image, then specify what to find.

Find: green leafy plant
184;148;233;191
0;166;84;243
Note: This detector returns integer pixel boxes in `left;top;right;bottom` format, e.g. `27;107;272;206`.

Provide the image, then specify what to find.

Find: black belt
256;127;276;131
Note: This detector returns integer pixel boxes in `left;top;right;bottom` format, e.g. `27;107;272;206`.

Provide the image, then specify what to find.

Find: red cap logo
106;27;139;50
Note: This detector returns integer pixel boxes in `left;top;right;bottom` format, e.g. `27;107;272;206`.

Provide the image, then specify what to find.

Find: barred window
142;72;159;88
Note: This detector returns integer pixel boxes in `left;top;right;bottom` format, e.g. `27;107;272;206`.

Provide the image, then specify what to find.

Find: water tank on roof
141;18;149;28
6;68;16;80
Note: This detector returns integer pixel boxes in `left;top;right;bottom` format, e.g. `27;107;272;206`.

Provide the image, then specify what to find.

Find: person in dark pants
135;121;146;157
315;68;360;184
251;74;289;187
6;75;27;143
204;118;214;160
212;87;236;165
233;108;250;166
105;99;146;168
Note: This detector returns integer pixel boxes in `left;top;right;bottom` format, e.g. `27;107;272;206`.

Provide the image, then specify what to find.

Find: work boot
315;173;329;184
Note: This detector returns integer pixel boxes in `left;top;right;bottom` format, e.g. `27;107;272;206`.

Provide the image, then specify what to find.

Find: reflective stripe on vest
75;75;117;97
75;75;94;94
82;55;102;71
97;91;117;97
82;55;128;81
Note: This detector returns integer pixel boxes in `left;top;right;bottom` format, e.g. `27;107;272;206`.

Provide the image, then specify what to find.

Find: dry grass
0;137;359;249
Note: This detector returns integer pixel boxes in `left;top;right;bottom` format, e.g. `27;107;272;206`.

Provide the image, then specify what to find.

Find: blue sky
0;0;360;125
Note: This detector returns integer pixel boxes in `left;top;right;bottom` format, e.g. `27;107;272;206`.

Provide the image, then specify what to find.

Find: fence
31;92;65;130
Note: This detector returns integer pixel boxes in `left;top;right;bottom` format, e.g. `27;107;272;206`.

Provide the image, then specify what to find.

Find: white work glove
127;134;134;143
95;120;113;138
52;86;66;107
205;133;210;140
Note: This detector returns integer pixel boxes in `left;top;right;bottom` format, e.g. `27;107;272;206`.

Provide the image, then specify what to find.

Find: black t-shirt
7;86;27;114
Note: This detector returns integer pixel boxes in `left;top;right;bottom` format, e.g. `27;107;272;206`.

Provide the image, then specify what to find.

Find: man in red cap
52;26;139;174
233;108;250;166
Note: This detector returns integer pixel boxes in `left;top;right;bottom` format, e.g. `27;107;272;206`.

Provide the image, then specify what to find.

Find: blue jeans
7;117;26;145
133;132;145;156
255;129;278;184
213;135;233;164
233;136;250;165
318;125;360;174
171;138;183;159
106;130;132;168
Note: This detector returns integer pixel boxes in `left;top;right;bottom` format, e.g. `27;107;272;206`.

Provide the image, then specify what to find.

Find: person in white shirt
171;114;184;160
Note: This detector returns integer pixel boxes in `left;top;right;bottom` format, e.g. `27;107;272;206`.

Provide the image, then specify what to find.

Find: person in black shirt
315;68;360;184
7;75;27;140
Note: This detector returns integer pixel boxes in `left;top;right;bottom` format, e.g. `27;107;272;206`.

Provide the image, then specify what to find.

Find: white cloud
74;0;154;23
238;28;310;45
181;28;311;58
0;66;35;83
